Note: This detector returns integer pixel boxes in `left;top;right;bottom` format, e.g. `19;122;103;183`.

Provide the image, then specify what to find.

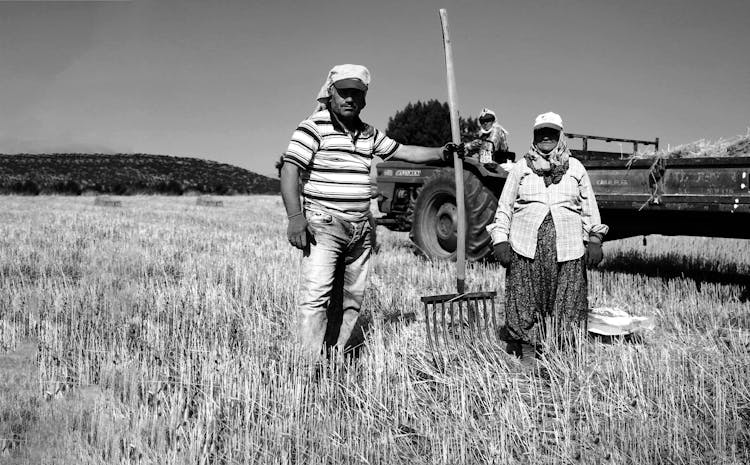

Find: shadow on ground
599;250;750;300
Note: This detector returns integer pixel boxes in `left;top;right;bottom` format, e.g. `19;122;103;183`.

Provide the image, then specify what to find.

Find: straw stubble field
0;195;748;464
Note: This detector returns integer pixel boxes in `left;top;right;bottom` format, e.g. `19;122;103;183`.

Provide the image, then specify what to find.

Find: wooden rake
421;10;500;358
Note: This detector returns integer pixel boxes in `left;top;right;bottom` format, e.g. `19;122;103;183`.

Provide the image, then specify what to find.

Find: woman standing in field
486;112;608;358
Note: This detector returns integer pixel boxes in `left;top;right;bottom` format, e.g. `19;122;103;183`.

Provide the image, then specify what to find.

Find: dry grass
196;197;223;207
634;130;750;159
93;196;122;207
1;195;749;464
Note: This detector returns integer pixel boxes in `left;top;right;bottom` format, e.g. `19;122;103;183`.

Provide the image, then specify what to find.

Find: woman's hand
584;242;603;267
493;241;513;267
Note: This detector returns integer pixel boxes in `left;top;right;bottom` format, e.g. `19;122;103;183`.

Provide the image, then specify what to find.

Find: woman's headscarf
478;108;497;135
524;132;571;185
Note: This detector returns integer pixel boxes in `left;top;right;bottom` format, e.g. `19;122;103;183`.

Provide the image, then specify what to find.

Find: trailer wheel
410;168;498;261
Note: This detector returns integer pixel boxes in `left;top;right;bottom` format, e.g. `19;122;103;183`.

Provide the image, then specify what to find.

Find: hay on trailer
94;196;122;207
196;196;223;207
633;130;750;159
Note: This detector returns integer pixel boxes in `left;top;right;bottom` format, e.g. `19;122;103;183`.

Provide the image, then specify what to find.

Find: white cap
534;112;563;131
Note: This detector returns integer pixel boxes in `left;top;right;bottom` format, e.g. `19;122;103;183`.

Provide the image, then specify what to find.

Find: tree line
0;153;280;195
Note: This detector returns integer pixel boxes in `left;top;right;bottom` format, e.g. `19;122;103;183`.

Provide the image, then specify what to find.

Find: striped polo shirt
283;109;400;222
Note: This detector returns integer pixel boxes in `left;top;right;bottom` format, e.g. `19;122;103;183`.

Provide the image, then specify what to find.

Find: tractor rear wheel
410;168;498;261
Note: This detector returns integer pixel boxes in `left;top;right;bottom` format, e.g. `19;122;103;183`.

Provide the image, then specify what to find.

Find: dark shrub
64;180;83;195
112;183;129;195
19;180;41;195
165;179;184;195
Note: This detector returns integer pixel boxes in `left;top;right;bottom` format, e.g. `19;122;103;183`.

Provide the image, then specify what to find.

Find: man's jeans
298;210;372;357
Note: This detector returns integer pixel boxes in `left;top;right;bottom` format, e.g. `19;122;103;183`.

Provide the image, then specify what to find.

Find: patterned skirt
503;213;588;347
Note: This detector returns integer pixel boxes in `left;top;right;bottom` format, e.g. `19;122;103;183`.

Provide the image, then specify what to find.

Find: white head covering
533;111;564;131
527;111;569;172
478;108;499;135
478;108;497;121
314;64;371;112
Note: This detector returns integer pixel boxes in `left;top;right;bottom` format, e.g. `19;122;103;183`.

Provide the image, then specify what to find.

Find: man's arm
281;162;310;249
281;162;302;216
387;145;445;164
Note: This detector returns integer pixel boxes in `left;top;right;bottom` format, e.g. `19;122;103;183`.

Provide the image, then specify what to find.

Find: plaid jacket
487;157;609;261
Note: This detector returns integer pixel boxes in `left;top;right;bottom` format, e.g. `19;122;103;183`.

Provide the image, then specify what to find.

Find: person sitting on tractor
467;108;509;167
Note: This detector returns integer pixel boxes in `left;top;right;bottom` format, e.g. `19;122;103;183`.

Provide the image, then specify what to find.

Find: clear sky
1;0;748;176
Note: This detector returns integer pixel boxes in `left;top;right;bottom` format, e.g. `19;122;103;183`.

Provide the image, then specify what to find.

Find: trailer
375;134;750;260
569;133;750;241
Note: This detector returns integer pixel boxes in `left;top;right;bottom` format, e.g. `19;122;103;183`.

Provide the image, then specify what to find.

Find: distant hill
0;153;280;195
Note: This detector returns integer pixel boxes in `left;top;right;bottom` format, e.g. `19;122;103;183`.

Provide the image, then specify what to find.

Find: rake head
421;291;500;355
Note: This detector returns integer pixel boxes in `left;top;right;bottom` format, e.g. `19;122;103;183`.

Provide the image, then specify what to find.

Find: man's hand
584;242;603;267
442;142;466;162
493;241;513;267
287;214;312;250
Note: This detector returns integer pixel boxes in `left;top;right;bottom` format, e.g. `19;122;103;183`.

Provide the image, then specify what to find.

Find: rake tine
482;298;489;339
462;299;474;342
457;299;464;341
491;296;498;342
431;300;437;348
475;298;483;342
441;301;448;348
477;299;487;339
428;301;434;350
475;298;482;340
489;298;495;337
472;298;478;338
478;297;485;338
443;302;453;349
463;300;470;345
482;297;490;339
439;301;445;348
458;301;465;348
467;298;475;338
449;300;462;349
445;300;453;349
431;301;438;350
424;301;435;355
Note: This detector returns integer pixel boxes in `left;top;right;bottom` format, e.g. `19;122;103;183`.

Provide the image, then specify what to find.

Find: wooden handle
439;9;466;293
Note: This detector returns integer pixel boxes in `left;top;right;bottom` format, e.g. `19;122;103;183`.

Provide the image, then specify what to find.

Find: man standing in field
282;64;459;358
